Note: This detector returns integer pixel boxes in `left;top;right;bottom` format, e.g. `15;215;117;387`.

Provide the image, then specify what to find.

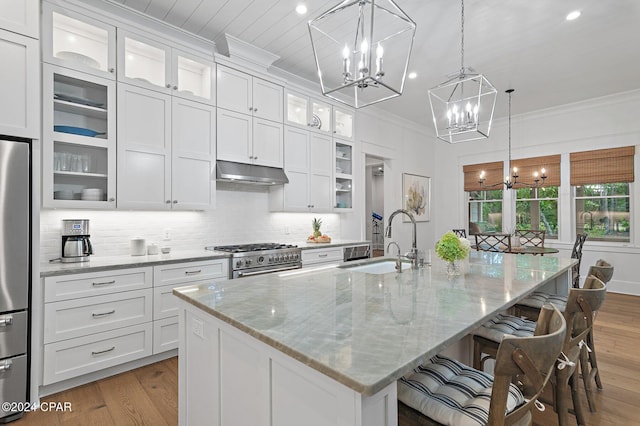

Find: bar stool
571;233;588;288
452;229;466;238
398;305;566;426
472;276;606;425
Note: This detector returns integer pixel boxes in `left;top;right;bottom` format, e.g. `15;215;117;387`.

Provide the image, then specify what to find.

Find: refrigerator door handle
0;315;13;326
0;359;12;372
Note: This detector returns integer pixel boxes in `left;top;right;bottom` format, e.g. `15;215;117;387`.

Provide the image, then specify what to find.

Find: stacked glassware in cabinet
42;64;116;208
335;141;353;209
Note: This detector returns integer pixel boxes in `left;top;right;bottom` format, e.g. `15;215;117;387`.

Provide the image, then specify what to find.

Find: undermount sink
340;258;411;275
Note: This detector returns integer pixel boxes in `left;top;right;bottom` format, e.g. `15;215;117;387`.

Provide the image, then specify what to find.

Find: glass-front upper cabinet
285;90;332;134
118;30;215;103
42;3;116;79
333;107;354;141
335;140;353;210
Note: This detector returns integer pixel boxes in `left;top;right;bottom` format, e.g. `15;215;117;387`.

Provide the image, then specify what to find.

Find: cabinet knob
166;83;171;88
166;200;171;204
253;108;258;112
109;68;115;73
254;156;258;160
248;107;253;111
108;197;115;202
333;131;337;134
173;200;178;204
173;85;178;90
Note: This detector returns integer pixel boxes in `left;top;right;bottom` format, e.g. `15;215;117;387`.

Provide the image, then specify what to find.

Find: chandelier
428;0;497;143
479;89;547;189
308;0;416;109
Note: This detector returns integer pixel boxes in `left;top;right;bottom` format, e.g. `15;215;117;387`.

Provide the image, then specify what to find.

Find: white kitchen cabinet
270;126;333;212
42;267;154;385
301;247;343;267
0;28;38;139
334;139;354;210
117;30;215;104
285;90;332;135
42;64;116;208
42;3;116;80
117;83;216;210
152;259;229;353
0;0;38;38
217;109;283;168
217;65;282;122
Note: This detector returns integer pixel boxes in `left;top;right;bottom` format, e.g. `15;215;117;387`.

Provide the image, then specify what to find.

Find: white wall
39;185;341;263
433;89;640;295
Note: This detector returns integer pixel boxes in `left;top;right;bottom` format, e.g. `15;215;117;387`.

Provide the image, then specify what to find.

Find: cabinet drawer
153;317;178;354
44;289;152;343
0;311;27;359
154;285;180;320
302;248;343;266
44;267;152;302
154;260;229;287
42;323;152;385
0;354;27;416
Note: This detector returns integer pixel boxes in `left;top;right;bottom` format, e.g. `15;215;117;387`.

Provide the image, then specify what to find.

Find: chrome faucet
385;209;418;269
386;241;403;272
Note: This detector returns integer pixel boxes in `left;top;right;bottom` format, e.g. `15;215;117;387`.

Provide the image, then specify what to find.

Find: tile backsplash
40;185;342;264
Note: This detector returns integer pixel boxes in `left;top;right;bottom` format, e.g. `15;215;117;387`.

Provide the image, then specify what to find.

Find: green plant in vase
435;231;471;276
312;218;322;238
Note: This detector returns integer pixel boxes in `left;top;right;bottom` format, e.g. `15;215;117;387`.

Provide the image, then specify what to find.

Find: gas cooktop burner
209;243;298;253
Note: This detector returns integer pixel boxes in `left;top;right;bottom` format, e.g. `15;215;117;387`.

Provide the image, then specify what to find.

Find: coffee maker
61;219;93;263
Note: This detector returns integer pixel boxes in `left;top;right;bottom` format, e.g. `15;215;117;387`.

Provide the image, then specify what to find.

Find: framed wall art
402;173;430;222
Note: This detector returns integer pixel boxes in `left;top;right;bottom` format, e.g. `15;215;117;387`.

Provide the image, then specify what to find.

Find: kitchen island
173;251;576;426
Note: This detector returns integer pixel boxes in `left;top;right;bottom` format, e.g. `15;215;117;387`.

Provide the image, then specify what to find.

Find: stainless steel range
206;243;302;278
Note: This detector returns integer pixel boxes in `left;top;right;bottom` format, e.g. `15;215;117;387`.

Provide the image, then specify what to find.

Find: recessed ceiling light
566;10;581;21
408;72;417;79
296;4;307;15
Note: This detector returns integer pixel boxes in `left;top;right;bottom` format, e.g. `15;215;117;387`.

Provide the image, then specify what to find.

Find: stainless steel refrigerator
0;138;30;423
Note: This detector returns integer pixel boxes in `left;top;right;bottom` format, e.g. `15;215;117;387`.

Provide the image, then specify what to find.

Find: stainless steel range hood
216;160;289;185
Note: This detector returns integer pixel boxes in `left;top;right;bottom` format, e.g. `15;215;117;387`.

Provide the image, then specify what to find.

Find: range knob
278;255;284;262
235;260;243;268
258;256;265;264
245;259;252;266
268;256;273;263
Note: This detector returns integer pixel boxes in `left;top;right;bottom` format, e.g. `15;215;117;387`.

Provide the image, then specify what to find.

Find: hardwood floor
14;293;640;425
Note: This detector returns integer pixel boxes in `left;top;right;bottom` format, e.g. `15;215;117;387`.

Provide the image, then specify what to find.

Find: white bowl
54;190;73;200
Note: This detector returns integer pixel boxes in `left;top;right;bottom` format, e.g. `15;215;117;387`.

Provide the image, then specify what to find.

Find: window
570;146;634;243
575;183;630;242
469;190;503;232
516;186;559;238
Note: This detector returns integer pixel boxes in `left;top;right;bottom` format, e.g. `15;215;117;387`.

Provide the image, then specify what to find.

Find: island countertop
173;251;576;396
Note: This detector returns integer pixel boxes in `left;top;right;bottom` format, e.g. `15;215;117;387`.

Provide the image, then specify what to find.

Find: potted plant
435;231;471;276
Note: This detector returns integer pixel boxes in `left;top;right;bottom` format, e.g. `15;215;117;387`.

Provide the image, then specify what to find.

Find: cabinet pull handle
253;108;258;112
318;254;328;258
165;83;171;88
166;200;172;204
92;280;116;287
254;156;258;160
0;360;12;372
0;316;13;327
91;346;116;356
185;270;202;275
109;68;115;73
109;198;116;202
173;85;178;90
92;309;116;318
248;107;253;111
173;200;178;204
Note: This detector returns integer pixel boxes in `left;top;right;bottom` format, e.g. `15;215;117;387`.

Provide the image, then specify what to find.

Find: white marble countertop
40;249;230;277
173;251;577;396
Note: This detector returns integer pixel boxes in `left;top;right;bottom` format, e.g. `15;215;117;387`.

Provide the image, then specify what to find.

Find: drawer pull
92;309;116;318
92;280;116;287
318;254;328;258
0;316;13;327
91;346;116;356
0;360;12;372
185;270;202;276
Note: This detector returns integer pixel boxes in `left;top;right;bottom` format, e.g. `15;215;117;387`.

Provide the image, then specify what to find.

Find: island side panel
177;300;397;426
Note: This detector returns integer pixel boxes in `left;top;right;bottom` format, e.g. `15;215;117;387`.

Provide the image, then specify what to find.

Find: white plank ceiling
107;0;640;126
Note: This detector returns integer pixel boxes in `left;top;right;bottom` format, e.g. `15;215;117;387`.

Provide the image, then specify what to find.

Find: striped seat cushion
517;291;568;311
398;355;526;426
473;313;537;342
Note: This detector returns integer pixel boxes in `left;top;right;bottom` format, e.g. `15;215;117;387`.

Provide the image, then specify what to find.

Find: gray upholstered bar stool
452;229;466;238
398;305;566;426
472;276;607;425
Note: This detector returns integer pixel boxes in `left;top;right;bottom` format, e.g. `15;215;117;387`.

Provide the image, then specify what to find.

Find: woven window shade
463;161;503;191
511;155;561;188
570;146;635;185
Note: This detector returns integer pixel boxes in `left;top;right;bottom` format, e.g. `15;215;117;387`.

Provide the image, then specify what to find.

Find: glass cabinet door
44;3;116;79
174;51;215;103
334;108;354;140
118;30;171;93
311;99;332;134
286;91;308;127
335;140;353;209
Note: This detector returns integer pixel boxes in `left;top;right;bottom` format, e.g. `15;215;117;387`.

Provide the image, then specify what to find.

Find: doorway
365;155;385;257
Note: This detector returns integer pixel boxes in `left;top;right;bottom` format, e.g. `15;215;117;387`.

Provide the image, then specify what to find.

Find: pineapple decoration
308;217;331;242
312;218;322;238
